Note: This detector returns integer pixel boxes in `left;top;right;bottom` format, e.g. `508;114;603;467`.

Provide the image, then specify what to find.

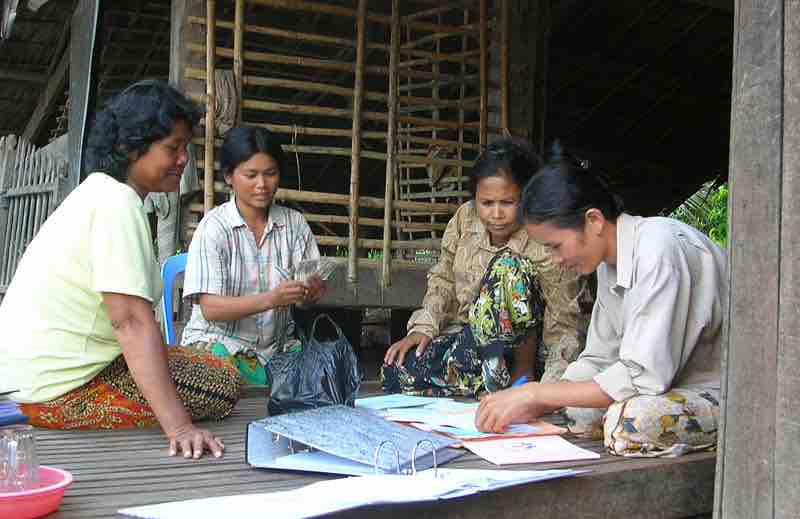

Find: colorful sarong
20;347;242;430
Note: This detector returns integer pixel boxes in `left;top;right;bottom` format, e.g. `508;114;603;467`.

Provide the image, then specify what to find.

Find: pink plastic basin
0;466;73;519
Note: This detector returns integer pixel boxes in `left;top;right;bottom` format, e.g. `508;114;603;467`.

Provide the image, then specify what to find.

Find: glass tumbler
0;424;39;492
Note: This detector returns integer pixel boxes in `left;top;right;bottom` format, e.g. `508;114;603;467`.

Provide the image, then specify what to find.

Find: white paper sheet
355;394;450;410
463;435;601;465
119;468;584;519
380;401;541;436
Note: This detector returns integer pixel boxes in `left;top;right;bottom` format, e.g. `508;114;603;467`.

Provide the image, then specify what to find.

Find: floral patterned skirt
381;249;545;397
20;347;242;430
603;388;720;456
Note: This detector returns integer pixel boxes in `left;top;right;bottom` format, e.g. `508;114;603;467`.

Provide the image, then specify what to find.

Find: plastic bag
266;314;361;415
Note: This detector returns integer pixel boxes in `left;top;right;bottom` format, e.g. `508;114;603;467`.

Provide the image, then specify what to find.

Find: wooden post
204;0;217;214
714;1;800;518
233;0;245;124
500;0;510;132
348;0;367;284
478;0;488;148
382;0;400;288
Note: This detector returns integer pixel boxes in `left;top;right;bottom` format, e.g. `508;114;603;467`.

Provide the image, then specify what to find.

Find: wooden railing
0;135;69;294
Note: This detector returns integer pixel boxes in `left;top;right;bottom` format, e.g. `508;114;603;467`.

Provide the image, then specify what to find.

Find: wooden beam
714;1;788;518
22;48;68;142
776;4;800;518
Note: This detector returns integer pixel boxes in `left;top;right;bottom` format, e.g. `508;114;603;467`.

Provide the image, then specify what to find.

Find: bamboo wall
180;0;512;286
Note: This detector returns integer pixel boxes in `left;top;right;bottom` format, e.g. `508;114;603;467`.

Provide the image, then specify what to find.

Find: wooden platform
43;390;716;519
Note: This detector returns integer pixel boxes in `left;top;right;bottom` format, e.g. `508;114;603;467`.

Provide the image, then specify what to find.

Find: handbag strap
309;313;345;342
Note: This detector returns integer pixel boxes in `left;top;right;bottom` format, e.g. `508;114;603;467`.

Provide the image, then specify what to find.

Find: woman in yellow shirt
0;80;240;459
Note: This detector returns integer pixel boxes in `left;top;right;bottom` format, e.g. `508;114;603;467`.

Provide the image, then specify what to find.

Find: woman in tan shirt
382;139;586;397
477;145;725;456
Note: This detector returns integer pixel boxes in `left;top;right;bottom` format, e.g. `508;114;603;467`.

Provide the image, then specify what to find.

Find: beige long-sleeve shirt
562;213;726;401
407;201;588;382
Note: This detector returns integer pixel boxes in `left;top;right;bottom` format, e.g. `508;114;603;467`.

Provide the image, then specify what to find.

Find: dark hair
219;126;286;179
83;79;202;182
519;142;624;229
469;137;541;196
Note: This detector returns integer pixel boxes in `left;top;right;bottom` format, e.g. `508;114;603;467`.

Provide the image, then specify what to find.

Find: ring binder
373;441;401;475
246;405;464;476
411;439;438;478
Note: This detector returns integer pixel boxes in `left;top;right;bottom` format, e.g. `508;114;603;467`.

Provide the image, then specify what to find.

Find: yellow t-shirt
0;173;162;403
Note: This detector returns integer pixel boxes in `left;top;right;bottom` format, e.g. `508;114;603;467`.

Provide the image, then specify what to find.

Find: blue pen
511;375;529;387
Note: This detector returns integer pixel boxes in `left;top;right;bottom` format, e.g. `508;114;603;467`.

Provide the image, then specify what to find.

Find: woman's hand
475;383;548;433
167;422;225;459
103;292;227;460
384;332;431;366
303;274;326;304
268;280;307;308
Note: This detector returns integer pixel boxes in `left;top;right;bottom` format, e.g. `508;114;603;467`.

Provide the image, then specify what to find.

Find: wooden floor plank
38;396;715;518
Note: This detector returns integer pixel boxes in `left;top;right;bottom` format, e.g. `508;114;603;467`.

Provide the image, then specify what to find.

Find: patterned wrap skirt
381;249;545;397
20;347;242;430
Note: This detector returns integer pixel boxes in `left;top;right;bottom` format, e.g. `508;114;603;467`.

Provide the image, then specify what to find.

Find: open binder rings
246;405;464;476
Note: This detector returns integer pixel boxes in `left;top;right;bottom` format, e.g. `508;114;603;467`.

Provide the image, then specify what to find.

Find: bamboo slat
399;176;469;186
186;212;447;232
190;92;481;131
316;235;441;251
303;213;447;232
247;0;478;35
187;43;478;83
203;0;217;213
382;0;400;287
400;190;470;200
193;143;475;168
190;186;461;213
187;16;481;65
348;0;367;283
185;67;481;109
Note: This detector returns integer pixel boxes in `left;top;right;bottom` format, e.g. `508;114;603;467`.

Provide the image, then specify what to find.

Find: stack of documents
356;394;600;465
0;390;26;427
120;467;586;519
356;394;566;440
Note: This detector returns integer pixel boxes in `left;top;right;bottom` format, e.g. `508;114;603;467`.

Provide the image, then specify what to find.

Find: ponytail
519;141;623;229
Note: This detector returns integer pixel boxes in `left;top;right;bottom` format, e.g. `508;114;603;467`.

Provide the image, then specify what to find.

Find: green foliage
669;182;728;247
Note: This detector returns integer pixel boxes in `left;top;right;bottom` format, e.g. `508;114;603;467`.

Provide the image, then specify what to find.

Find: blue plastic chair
160;253;188;346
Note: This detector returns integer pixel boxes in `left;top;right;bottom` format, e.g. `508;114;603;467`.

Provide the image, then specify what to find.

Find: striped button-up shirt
181;200;320;355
